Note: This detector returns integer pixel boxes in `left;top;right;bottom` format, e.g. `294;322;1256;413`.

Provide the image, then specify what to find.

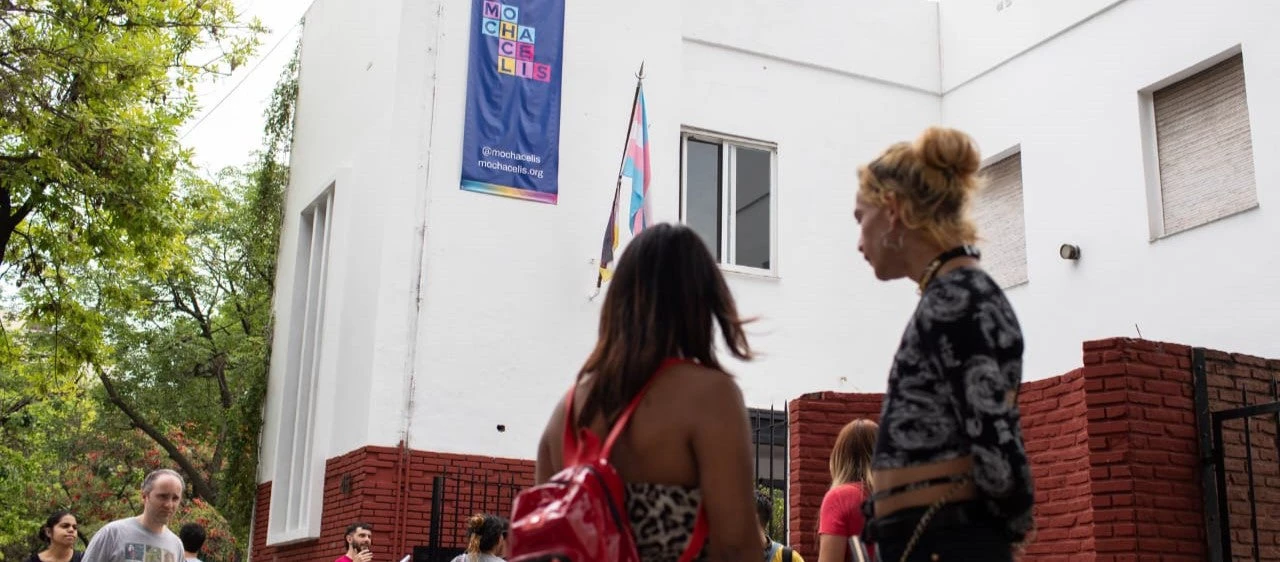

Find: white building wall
259;0;438;479
677;41;942;411
939;0;1126;91
684;0;941;93
263;0;1280;473
405;0;941;459
942;0;1280;386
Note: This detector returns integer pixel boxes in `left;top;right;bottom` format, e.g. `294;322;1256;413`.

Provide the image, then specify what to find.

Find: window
269;187;335;543
680;130;777;273
1147;52;1257;238
972;152;1028;288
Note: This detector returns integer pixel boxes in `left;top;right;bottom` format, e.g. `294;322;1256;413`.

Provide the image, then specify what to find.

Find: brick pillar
787;392;882;560
1081;339;1206;561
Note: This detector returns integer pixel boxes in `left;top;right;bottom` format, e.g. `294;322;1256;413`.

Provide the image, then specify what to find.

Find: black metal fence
751;405;789;542
416;406;791;560
1193;349;1280;562
419;469;523;562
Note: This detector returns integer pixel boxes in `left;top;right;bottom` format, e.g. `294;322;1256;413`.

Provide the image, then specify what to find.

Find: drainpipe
393;0;447;558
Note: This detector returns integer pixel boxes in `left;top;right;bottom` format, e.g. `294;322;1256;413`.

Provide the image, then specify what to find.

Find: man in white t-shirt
82;469;186;562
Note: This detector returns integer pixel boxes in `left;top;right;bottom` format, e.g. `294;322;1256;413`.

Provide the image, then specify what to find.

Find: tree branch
94;365;219;504
0;396;33;425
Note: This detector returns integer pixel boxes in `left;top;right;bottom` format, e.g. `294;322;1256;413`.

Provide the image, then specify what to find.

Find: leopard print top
625;482;705;562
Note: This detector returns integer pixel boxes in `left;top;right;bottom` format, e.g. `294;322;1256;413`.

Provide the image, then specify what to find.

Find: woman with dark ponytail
29;511;83;562
451;513;508;562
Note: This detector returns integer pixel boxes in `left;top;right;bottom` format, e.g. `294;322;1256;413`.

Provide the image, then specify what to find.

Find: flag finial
636;61;645;80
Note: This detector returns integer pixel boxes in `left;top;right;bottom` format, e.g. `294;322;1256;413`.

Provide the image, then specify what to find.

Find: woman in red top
818;420;877;562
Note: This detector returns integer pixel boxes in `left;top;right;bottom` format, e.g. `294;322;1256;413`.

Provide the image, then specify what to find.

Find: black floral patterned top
872;266;1035;541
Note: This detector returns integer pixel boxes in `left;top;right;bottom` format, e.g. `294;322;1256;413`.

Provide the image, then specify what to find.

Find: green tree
0;2;297;556
0;0;263;359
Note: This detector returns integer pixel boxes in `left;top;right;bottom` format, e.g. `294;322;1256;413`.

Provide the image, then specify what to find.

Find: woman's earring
882;229;904;250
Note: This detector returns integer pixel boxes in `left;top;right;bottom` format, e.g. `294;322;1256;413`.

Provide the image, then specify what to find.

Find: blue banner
460;0;565;204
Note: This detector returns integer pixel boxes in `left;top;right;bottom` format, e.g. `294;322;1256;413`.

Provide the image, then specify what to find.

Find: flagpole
613;62;645;179
591;63;646;300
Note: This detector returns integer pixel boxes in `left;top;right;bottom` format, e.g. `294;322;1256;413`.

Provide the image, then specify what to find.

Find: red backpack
507;359;708;562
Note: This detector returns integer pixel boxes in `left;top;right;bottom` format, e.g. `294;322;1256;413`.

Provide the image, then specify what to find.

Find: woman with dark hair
852;127;1034;561
535;222;761;562
29;511;82;562
451;514;508;562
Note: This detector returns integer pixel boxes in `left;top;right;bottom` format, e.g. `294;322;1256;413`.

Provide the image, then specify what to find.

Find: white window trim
1138;44;1255;241
679;127;780;278
267;180;338;546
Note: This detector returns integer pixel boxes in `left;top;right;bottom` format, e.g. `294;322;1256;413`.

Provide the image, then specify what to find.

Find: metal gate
751;405;789;542
417;407;791;560
420;469;523;562
1194;349;1280;562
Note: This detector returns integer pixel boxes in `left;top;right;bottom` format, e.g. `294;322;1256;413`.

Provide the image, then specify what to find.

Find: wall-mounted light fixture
1059;244;1081;261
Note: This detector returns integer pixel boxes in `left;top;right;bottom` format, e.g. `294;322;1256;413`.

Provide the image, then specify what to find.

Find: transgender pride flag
623;85;651;234
598;74;652;289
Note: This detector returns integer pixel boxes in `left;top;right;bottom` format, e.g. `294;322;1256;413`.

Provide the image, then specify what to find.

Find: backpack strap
782;546;795;562
562;358;691;463
676;506;708;562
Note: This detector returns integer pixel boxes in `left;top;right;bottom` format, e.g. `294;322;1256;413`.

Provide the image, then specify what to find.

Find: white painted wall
939;0;1125;91
677;40;941;410
264;0;1280;471
942;0;1280;383
401;0;943;460
406;0;687;461
260;0;437;479
683;0;941;93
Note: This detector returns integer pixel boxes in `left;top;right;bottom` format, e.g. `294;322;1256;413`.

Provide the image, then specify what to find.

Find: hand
352;550;373;562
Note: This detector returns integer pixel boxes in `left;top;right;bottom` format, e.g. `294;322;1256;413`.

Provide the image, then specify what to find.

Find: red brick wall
1019;369;1093;560
787;392;882;560
786;338;1276;562
250;445;533;562
253;338;1278;562
1202;349;1280;561
1081;338;1205;561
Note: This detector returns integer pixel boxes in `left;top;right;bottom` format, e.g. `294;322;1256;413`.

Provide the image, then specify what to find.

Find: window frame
679;127;780;278
973;147;1029;289
1139;46;1258;241
267;184;336;545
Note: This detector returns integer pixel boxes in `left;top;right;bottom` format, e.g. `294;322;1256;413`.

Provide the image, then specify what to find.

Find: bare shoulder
654;362;745;411
537;389;571;480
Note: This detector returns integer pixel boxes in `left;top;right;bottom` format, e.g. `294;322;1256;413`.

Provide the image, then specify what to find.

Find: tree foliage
0;2;298;559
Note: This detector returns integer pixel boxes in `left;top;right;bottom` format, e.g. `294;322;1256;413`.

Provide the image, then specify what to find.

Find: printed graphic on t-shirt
124;543;173;562
124;544;145;561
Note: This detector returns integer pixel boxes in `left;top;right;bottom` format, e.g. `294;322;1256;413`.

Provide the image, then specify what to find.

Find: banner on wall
459;0;565;204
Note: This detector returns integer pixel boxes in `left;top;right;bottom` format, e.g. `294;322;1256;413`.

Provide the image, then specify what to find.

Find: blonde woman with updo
451;514;508;562
852;127;1034;561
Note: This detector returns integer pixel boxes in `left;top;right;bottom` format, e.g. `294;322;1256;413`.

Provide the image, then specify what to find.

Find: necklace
917;245;981;294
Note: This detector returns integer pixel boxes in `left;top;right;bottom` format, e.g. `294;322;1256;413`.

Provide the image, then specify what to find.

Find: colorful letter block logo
480;1;551;82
